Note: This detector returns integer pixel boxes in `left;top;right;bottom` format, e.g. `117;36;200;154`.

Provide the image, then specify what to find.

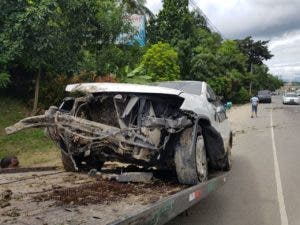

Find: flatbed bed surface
0;168;227;225
0;169;186;225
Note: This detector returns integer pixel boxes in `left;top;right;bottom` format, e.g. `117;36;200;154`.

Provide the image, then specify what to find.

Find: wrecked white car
6;81;232;185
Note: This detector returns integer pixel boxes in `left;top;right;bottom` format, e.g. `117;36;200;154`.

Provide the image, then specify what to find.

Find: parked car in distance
258;90;272;103
282;92;300;105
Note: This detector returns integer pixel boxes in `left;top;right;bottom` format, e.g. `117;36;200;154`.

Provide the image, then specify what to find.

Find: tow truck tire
175;128;208;185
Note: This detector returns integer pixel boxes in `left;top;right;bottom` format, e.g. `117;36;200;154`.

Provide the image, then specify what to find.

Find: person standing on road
250;96;259;118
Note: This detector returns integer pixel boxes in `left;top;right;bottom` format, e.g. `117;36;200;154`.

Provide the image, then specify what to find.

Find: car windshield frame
258;90;270;95
285;93;297;97
153;81;203;96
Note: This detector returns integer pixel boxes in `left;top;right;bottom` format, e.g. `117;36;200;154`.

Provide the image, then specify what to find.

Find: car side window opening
206;85;217;102
206;85;227;122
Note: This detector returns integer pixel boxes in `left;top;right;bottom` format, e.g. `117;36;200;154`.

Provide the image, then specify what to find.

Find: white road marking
271;109;289;225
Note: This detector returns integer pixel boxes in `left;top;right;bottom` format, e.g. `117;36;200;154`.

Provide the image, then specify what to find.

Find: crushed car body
6;81;232;185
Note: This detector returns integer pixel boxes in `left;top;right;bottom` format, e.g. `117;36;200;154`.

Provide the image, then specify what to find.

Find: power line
188;0;223;38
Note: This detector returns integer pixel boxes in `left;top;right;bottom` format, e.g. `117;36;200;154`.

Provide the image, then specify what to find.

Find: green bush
0;72;10;88
127;42;180;82
233;87;250;103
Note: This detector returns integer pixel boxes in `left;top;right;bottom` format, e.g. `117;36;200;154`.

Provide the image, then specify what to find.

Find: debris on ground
0;189;13;208
33;177;184;206
117;172;153;183
1;207;20;217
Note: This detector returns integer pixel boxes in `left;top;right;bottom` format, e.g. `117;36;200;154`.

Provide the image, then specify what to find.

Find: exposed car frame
6;81;232;185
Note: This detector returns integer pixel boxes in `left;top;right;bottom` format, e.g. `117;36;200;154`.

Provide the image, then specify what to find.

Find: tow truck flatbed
0;168;228;225
111;173;227;225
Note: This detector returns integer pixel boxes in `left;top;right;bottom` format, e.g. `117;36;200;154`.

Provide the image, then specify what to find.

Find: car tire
175;127;208;185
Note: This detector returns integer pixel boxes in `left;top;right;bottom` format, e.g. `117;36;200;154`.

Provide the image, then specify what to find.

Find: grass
0;96;61;167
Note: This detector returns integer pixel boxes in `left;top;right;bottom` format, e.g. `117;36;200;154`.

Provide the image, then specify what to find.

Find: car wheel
175;127;208;185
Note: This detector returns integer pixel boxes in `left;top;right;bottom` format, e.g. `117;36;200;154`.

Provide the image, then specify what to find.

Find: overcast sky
146;0;300;81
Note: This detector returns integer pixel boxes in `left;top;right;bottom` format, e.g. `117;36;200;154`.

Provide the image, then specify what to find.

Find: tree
251;65;283;92
147;0;211;79
216;40;247;74
128;42;180;83
0;72;10;88
0;0;127;113
190;52;220;81
237;36;273;72
148;0;192;43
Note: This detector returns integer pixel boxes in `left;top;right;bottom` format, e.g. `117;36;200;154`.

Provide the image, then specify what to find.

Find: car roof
65;83;183;96
154;81;203;96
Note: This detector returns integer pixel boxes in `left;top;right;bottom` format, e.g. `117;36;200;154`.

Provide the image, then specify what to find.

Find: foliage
0;0;129;111
216;40;247;73
191;52;220;81
0;72;10;88
128;42;180;82
251;65;284;92
208;69;251;101
147;0;210;78
234;87;250;103
236;36;273;71
0;0;284;106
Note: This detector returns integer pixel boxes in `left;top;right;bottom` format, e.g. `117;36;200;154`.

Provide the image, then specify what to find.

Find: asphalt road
168;96;300;225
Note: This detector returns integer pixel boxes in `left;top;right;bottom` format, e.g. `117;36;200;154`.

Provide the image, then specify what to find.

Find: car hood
66;83;183;96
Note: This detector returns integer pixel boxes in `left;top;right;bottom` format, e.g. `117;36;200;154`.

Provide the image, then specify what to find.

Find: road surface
168;96;300;225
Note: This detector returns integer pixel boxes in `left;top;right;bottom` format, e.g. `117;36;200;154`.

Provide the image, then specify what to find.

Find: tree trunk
32;67;41;115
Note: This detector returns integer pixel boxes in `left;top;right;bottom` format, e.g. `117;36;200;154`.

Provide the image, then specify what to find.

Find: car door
205;84;230;144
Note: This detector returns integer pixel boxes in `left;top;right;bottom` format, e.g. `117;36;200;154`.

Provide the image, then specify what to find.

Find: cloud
147;0;300;39
197;0;300;39
266;30;300;80
146;0;162;15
